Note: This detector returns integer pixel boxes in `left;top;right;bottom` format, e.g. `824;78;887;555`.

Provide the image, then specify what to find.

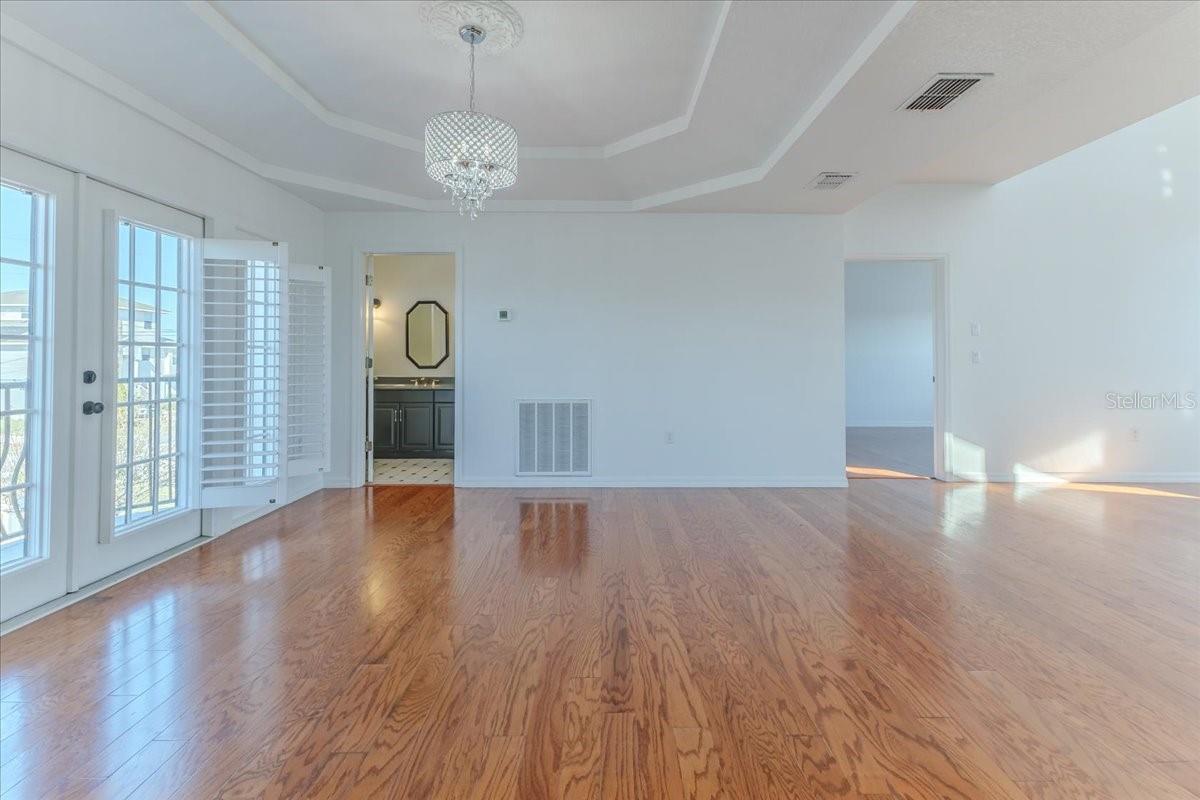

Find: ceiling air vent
902;73;991;111
809;172;856;190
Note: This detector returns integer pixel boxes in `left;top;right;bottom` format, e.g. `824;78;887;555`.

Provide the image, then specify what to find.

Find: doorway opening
843;257;948;480
365;253;456;485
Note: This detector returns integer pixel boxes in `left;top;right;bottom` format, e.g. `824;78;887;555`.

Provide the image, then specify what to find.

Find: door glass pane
133;225;155;284
160;235;178;288
159;289;179;343
134;286;156;342
113;219;190;533
1;182;44;569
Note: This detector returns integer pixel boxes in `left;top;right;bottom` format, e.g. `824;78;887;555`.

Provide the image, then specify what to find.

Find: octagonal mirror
406;300;449;368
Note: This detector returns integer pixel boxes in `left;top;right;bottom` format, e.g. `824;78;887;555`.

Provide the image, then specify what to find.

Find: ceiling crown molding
182;0;732;161
0;1;913;212
0;12;438;211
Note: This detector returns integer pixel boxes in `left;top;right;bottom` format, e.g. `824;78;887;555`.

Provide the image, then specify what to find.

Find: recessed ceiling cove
0;0;1195;213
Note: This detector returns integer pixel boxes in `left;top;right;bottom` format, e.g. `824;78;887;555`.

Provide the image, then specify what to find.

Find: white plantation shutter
286;263;330;476
192;240;287;507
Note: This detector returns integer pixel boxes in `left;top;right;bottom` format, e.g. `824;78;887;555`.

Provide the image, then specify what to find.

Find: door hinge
365;439;373;452
365;274;373;286
365;356;373;369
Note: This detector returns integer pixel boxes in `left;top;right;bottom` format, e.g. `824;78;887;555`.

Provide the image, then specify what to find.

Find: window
0;182;46;569
113;220;188;531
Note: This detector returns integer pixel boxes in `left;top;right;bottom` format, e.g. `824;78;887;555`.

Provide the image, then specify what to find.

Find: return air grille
903;74;989;111
809;172;856;190
517;400;591;476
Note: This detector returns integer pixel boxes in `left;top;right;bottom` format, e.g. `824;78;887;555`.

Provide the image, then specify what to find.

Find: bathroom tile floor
371;458;454;485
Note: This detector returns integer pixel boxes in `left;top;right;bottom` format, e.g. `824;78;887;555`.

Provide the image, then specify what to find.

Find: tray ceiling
1;0;1196;213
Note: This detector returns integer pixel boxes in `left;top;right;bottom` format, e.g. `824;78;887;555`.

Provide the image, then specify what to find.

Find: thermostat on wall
497;309;512;321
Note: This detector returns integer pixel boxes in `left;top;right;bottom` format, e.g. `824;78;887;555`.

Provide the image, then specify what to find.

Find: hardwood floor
1;481;1197;799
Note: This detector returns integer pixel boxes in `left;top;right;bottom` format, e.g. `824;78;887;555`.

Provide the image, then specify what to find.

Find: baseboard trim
455;476;850;489
846;422;933;429
952;471;1200;484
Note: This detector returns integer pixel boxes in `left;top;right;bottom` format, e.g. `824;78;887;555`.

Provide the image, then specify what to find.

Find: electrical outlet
970;350;981;364
1130;427;1140;442
665;431;675;445
970;322;981;336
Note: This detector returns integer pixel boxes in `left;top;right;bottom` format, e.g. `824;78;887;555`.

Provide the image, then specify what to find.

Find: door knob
82;401;105;415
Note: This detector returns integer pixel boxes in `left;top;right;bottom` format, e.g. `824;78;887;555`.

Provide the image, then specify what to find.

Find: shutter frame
191;239;288;508
286;263;330;477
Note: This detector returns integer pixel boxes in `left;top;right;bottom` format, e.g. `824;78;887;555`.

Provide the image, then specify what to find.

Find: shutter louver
287;264;330;477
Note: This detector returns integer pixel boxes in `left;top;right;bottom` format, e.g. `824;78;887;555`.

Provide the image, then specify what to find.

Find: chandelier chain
468;40;476;112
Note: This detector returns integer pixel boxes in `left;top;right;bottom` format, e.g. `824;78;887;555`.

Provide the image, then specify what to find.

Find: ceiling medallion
421;1;521;218
419;0;523;54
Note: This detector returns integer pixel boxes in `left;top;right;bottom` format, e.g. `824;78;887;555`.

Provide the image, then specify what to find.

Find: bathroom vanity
373;380;454;458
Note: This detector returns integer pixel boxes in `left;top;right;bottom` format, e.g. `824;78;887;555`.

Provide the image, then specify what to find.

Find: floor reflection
241;539;281;581
518;499;591;575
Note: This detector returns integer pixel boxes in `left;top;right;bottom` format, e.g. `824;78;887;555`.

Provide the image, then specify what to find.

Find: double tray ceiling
2;0;1197;212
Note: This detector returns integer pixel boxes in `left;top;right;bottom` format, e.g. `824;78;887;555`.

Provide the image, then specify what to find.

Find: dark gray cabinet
374;387;453;459
373;401;401;457
400;402;434;453
435;402;454;451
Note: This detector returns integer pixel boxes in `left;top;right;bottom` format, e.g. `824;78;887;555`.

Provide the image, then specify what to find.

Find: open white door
192;239;287;508
364;256;375;483
287;263;330;477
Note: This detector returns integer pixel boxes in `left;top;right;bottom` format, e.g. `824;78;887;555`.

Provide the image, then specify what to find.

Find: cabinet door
435;403;455;454
373;402;400;455
399;403;434;454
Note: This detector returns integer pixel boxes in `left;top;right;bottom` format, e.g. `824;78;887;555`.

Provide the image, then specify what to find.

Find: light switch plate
970;322;981;336
970;350;981;364
497;309;511;321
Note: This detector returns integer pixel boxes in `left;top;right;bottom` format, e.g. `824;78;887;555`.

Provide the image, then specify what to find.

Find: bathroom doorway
365;253;456;485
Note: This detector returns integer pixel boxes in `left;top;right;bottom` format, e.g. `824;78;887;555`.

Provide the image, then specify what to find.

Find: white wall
372;253;455;378
845;97;1200;482
844;261;933;427
1;40;328;529
326;213;848;486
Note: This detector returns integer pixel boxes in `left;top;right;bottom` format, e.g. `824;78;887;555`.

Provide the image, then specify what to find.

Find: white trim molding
951;472;1200;485
455;476;851;489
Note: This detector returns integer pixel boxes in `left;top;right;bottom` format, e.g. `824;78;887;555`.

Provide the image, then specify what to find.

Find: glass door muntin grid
112;217;189;533
0;181;48;570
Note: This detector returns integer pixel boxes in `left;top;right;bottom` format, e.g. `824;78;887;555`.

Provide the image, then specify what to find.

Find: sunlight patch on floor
847;465;931;479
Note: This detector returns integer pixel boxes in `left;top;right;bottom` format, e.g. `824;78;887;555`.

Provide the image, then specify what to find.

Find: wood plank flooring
1;481;1197;799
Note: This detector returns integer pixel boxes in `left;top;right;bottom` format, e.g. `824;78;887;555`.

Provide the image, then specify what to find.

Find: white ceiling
1;0;1197;213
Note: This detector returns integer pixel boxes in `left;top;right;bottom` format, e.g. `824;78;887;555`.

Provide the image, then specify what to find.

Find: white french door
0;149;76;620
1;151;301;623
71;181;206;586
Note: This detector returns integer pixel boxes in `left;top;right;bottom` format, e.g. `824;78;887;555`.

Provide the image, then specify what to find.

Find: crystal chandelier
424;24;518;219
